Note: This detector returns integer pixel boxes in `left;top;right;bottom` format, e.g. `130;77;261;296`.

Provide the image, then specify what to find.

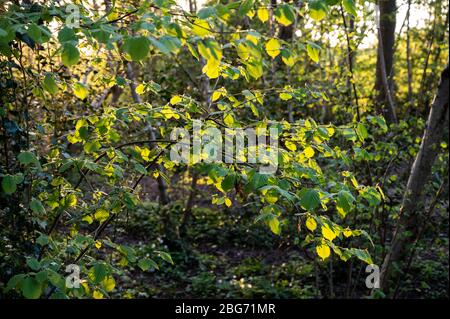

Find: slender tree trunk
419;6;448;113
379;64;449;293
375;0;397;124
341;6;361;121
406;0;413;108
125;62;169;205
179;171;198;237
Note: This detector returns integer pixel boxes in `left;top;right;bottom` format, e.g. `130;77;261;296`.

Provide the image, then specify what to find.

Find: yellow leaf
282;55;295;66
94;208;109;222
321;225;337;241
245;60;263;79
257;7;269;22
93;290;104;299
102;276;115;292
95;240;102;249
307;43;320;63
225;198;232;207
304;146;315;158
224;113;235;126
306;217;317;231
236;42;250;61
82;215;93;224
191;19;211;37
316;243;331;260
343;228;352;238
202;59;220;79
310;8;326;21
212;87;226;102
66;194;77;207
200;40;222;62
81;282;90;294
135;84;145;95
246;34;259;45
246;9;255;18
285;140;297;151
170;95;182;105
275;14;292;27
212;91;221;102
265;38;281;59
268;217;281;235
351;176;359;188
73;82;88;100
279;92;293;101
140;147;151;161
327;127;335;136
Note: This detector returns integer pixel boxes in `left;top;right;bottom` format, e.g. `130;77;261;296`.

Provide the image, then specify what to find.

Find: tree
375;0;397;124
380;64;449;292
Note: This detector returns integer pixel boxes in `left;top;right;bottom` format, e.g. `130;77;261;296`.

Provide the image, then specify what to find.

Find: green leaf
124;36;149;61
27;24;42;44
350;248;373;264
47;270;65;289
356;123;368;141
260;185;296;203
155;250;174;265
198;7;216;19
361;186;382;206
6;274;25;292
250;172;268;190
84;140;101;153
2;175;17;195
299;188;321;211
221;174;236;192
30;198;46;215
61;43;80;66
138;258;159;271
92;29;110;44
35;270;47;283
238;0;254;16
336;190;355;218
18;151;37;165
58;27;77;43
36;234;49;246
22;276;42;299
43;74;59;94
343;0;357;17
149;37;171;56
26;257;41;271
90;263;107;283
0;19;15;44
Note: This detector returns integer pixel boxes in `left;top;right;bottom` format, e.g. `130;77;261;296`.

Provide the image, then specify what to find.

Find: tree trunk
379;64;449;293
125;62;169;205
406;0;413;108
375;0;397;124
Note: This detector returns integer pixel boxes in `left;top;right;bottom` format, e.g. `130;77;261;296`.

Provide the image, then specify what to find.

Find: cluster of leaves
0;0;399;299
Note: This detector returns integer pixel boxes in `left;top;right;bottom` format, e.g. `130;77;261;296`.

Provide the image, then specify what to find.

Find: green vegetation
0;0;448;299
